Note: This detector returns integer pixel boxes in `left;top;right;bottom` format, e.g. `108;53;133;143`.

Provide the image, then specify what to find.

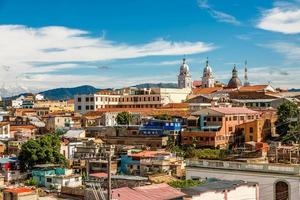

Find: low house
3;187;38;200
181;180;258;200
32;166;82;190
120;150;185;177
0;122;10;139
63;129;86;139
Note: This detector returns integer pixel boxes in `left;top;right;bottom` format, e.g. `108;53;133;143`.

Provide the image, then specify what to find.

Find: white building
35;94;45;101
178;58;192;89
0;122;10;139
75;88;191;114
11;95;25;108
202;58;215;88
186;159;300;200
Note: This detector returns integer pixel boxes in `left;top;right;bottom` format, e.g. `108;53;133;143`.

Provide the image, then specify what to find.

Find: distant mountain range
7;83;296;100
2;83;178;100
289;88;300;92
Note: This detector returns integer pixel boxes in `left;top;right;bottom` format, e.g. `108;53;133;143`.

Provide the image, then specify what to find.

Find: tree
154;114;172;120
276;101;299;136
19;134;67;171
116;111;133;125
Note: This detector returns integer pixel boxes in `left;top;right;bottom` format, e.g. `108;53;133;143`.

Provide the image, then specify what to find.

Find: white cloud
257;4;300;34
262;41;300;63
198;0;241;25
0;24;216;90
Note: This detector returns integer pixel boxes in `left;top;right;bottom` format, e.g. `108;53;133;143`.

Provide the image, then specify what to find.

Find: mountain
40;85;99;100
134;83;177;89
3;83;178;100
289;88;300;92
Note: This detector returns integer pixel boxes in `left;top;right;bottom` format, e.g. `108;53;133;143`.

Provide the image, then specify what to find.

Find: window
249;127;254;133
90;97;94;102
77;106;81;110
233;116;237;120
207;117;211;122
229;127;233;132
77;97;81;102
90;105;94;110
46;178;52;183
86;105;89;110
240;116;244;120
213;117;216;122
86;97;89;102
218;117;222;122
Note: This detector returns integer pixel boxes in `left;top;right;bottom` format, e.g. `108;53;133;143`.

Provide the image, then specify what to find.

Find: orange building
182;107;260;148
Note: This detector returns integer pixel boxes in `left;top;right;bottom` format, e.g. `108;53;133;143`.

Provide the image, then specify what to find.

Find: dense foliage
154;114;172;120
168;179;203;188
116;111;133;125
24;178;38;186
276;101;299;138
19;134;67;171
169;143;227;160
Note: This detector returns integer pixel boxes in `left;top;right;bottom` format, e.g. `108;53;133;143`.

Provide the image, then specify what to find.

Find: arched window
275;181;289;200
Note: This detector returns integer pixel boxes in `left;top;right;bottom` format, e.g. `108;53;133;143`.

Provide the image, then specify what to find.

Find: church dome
203;59;212;75
180;58;189;74
227;65;242;88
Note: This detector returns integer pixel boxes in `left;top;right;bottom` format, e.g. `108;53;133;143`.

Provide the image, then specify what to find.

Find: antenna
244;60;250;86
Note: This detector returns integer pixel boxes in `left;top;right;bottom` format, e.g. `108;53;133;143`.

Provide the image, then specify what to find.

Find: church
177;57;251;89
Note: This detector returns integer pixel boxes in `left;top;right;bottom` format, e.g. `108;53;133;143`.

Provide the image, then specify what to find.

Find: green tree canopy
18;134;67;171
116;111;133;125
154;114;172;121
276;101;299;136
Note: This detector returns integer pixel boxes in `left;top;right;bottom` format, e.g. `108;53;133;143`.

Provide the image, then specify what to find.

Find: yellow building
236;114;276;142
34;100;74;115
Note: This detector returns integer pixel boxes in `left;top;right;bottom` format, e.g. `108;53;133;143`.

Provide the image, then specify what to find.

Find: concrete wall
186;167;300;200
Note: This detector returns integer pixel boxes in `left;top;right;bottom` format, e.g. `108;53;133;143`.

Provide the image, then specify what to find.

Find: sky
0;0;300;92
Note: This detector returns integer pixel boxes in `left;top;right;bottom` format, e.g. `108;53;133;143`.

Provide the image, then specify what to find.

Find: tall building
201;58;215;88
227;64;242;88
178;58;192;89
244;60;250;86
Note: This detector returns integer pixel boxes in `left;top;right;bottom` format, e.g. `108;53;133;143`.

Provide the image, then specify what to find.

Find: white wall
186;167;300;200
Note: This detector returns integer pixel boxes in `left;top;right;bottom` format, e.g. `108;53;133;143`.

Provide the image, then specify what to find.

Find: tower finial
183;55;186;63
206;57;209;66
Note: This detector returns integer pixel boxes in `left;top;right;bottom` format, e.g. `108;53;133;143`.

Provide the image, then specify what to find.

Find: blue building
139;119;182;144
139;119;181;136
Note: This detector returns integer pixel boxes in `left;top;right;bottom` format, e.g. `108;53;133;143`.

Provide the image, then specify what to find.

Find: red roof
193;80;202;87
238;85;270;92
133;183;186;200
10;125;36;131
192;87;223;95
89;172;108;178
210;107;259;115
129;150;168;158
5;187;35;194
112;187;152;200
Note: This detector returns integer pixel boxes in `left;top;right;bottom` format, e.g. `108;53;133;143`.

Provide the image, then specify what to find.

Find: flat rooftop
187;159;300;175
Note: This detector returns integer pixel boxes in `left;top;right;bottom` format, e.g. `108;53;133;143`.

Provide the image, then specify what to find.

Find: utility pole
107;145;113;200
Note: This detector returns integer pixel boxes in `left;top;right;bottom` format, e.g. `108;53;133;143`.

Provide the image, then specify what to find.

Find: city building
182;107;260;147
75;87;191;114
227;65;242;88
178;58;192;89
201;58;215;88
186;159;300;200
3;187;38;200
32;166;82;190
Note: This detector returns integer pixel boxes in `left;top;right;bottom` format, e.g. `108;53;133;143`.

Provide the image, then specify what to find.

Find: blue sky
0;0;299;91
